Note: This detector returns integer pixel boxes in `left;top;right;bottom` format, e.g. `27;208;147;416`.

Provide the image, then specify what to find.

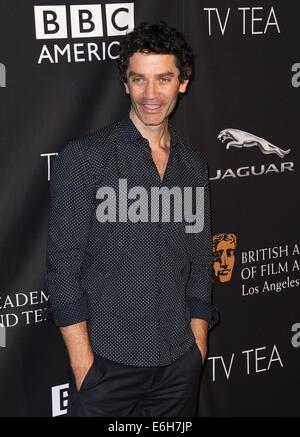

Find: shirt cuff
45;294;90;327
187;298;219;330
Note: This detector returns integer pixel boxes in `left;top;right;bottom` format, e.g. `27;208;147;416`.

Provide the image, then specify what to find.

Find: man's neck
129;109;170;151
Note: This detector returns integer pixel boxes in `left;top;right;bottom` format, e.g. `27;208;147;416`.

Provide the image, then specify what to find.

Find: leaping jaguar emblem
218;128;291;158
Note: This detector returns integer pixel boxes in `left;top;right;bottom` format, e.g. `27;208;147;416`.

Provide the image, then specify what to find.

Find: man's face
124;52;189;127
213;240;236;283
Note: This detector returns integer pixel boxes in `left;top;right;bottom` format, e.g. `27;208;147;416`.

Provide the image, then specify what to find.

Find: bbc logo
34;3;134;39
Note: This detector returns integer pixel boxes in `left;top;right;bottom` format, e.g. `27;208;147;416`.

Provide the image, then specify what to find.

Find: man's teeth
143;104;161;108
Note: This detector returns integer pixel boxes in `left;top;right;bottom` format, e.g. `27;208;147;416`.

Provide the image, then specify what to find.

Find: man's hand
190;318;208;363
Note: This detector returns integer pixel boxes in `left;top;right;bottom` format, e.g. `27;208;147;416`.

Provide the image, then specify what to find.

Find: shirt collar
118;114;179;151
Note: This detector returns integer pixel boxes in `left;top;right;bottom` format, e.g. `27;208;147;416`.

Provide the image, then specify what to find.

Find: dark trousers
67;342;202;417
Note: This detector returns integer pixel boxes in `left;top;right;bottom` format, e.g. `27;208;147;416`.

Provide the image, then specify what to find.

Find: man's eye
160;77;171;83
132;77;142;83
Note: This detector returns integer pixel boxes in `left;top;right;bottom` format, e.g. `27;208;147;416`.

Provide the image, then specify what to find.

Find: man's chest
86;142;203;259
94;143;200;196
150;147;170;182
90;144;201;233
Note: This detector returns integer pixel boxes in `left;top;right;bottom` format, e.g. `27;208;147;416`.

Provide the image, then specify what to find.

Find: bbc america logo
34;3;134;64
34;3;134;39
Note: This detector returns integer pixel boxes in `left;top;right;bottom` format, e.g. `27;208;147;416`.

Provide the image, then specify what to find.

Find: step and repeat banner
0;0;299;417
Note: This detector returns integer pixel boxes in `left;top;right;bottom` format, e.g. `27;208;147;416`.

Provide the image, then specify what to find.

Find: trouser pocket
193;342;203;367
68;356;104;394
67;357;105;417
79;357;104;393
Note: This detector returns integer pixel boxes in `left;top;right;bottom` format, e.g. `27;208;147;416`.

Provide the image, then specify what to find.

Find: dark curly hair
117;22;193;83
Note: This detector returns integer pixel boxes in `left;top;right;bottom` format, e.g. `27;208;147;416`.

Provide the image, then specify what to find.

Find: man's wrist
190;318;208;339
71;351;94;372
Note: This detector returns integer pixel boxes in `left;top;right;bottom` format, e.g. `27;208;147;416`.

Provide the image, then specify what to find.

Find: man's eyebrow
128;72;144;77
128;71;176;77
157;72;175;77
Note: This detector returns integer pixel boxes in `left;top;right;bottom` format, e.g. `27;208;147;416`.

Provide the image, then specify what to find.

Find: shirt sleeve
45;141;94;327
185;160;219;330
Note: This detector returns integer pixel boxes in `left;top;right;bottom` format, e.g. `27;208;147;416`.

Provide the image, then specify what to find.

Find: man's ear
124;82;130;94
179;79;189;94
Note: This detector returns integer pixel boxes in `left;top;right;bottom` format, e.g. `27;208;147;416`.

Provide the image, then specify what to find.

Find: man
46;22;218;417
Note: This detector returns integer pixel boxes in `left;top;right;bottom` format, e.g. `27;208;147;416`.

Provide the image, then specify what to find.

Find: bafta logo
213;233;237;283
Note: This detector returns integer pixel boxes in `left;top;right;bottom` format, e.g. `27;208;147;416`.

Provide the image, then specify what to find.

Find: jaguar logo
218;128;291;158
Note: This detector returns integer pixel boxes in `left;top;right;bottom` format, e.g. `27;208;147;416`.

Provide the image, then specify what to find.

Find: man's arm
60;322;94;390
45;141;95;386
190;319;208;362
185;157;218;361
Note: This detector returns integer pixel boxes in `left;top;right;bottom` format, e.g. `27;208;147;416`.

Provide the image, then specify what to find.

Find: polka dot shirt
45;115;218;367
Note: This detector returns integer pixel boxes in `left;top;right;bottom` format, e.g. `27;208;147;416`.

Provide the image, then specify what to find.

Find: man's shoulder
175;131;209;172
61;119;119;157
55;120;121;176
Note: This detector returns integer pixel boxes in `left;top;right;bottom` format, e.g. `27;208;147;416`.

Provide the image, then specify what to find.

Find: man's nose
143;81;157;99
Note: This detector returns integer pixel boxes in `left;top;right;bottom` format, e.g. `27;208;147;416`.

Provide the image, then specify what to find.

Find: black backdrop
0;0;299;417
